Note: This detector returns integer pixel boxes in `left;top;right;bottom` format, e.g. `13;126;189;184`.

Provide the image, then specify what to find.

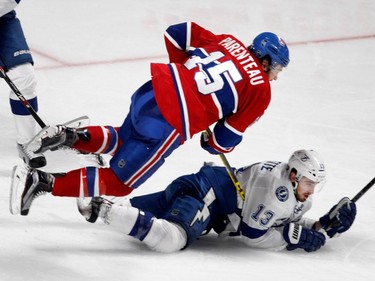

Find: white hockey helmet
288;149;326;188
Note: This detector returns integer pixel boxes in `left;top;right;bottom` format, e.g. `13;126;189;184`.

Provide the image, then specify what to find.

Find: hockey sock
73;126;120;155
52;167;133;197
7;63;38;143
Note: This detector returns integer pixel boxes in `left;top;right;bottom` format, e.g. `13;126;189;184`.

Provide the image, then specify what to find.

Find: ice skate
25;115;91;155
34;125;82;154
10;165;53;216
77;197;113;223
17;142;47;169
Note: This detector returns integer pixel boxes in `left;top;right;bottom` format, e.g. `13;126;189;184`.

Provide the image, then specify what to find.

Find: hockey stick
0;67;46;128
351;177;375;203
0;67;91;131
206;128;245;200
324;177;375;231
0;67;104;167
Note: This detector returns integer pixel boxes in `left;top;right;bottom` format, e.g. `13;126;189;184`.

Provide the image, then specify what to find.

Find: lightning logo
190;188;215;226
190;204;210;226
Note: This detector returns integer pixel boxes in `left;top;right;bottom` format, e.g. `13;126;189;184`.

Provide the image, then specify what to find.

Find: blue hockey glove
283;223;326;252
319;197;357;238
200;131;221;155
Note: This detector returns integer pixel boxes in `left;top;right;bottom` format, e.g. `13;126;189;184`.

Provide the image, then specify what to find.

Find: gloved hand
319;197;357;238
283;223;326;252
200;131;221;155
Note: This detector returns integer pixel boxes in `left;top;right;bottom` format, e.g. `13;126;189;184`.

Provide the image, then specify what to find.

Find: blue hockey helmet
249;32;290;68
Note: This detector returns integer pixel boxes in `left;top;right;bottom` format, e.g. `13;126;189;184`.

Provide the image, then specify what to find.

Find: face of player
295;176;317;202
262;60;283;81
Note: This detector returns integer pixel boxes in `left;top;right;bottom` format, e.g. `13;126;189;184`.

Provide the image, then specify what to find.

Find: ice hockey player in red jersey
11;22;290;216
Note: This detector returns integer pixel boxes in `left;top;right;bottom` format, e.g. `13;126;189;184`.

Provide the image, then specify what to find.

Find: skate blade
76;197;91;219
9;165;28;215
61;115;90;128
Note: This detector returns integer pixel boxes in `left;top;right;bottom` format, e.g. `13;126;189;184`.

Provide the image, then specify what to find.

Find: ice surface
0;1;374;280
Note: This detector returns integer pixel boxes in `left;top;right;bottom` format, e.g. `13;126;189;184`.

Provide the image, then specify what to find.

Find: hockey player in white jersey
72;149;356;253
0;0;44;168
14;149;357;253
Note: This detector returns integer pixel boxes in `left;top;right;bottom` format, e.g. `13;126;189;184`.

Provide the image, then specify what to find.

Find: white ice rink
0;1;374;280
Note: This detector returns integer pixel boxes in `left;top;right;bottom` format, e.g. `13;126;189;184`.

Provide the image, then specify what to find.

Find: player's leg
78;196;187;253
11;165;132;216
81;193;210;252
128;173;215;251
0;11;44;167
111;81;181;189
28;125;120;155
52;166;132;197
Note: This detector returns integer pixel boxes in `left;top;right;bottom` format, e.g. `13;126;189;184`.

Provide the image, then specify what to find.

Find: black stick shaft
352;177;375;202
206;128;245;200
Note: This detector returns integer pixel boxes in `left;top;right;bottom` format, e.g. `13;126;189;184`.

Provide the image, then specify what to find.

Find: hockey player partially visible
80;149;357;253
11;22;290;216
0;0;45;167
13;149;357;253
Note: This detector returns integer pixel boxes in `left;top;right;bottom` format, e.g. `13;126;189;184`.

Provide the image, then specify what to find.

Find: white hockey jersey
0;0;18;17
232;161;316;250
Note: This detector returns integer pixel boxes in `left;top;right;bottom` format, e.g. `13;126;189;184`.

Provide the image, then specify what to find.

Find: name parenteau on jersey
218;37;265;86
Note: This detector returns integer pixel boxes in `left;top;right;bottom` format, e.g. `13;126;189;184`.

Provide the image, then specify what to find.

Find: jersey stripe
223;72;239;114
104;126;118;154
211;94;223;119
96;126;109;154
169;63;191;140
125;130;180;187
186;21;192;50
86;167;99;197
224;120;243;136
164;32;183;50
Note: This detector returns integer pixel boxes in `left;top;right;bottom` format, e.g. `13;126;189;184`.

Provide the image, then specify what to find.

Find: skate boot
17;142;47;169
77;197;113;223
25;124;90;155
12;167;54;216
36;125;84;153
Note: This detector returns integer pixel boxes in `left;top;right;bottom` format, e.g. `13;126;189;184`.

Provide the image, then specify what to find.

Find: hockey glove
318;197;357;238
200;131;221;155
283;223;326;252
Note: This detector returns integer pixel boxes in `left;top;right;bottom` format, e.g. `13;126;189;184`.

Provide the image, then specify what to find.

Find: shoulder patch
275;186;289;202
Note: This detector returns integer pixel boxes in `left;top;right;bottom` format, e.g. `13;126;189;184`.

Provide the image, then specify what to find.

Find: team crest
275;186;289;202
278;37;286;47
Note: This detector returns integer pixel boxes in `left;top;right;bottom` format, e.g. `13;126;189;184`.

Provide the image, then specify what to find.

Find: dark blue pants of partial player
129;166;238;247
0;10;38;117
111;80;181;189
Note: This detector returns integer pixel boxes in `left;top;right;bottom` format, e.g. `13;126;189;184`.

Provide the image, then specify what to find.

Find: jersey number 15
184;50;242;95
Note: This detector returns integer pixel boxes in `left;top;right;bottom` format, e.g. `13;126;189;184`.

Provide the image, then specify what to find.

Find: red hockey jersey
151;22;271;151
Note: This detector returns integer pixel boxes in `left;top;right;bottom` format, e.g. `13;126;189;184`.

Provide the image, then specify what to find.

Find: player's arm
200;119;241;155
241;218;326;252
240;222;288;250
164;21;216;63
0;0;19;17
201;86;270;155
